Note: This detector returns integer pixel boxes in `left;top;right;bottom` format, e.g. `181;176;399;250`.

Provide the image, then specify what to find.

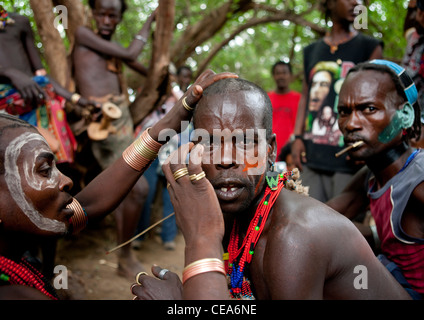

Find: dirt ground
55;214;185;300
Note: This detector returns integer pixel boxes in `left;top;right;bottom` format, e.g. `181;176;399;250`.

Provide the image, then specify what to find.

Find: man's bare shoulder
74;26;97;45
268;189;359;249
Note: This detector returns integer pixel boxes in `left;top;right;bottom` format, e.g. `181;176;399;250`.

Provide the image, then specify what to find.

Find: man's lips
213;180;245;202
215;184;244;202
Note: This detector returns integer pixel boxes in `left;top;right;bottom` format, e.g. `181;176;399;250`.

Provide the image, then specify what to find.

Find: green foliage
6;0;412;92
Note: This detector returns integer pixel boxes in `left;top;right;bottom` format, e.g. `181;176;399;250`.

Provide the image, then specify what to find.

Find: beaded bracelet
122;127;163;171
182;258;226;284
67;198;88;235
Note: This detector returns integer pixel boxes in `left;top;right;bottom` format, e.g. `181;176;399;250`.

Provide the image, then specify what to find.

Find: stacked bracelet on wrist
122;127;162;171
67;198;88;235
182;258;226;284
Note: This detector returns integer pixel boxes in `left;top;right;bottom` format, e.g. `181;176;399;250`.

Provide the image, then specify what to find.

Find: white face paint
4;132;66;233
24;144;60;191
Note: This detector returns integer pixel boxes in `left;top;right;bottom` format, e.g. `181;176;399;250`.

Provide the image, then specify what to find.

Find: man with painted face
0;69;237;299
72;0;156;279
327;59;424;300
132;77;412;300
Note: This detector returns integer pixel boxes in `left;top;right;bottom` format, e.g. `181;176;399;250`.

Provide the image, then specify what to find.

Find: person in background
72;0;156;278
267;61;300;160
291;0;383;202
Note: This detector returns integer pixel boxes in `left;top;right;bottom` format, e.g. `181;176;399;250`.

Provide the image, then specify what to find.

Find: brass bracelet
182;258;226;284
122;128;163;171
67;198;88;235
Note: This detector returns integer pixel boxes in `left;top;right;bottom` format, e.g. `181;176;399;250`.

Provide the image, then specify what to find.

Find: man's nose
216;141;238;169
344;110;363;132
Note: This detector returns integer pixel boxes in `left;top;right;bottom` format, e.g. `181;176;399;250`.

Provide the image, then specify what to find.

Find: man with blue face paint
327;59;424;300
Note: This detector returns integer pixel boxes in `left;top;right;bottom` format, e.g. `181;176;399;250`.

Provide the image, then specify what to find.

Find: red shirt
268;90;301;159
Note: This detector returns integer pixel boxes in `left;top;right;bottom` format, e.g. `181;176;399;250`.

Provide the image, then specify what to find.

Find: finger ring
182;97;194;112
189;171;206;181
135;271;148;285
130;283;138;295
158;268;169;280
301;152;306;157
173;167;189;181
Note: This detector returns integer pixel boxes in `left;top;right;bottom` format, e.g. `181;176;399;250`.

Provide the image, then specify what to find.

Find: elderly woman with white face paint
0;70;238;299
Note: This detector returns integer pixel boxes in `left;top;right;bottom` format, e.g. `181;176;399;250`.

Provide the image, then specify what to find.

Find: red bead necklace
0;255;58;300
225;172;291;299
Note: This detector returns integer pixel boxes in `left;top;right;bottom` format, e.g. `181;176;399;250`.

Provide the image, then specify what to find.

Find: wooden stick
335;141;364;158
106;212;175;254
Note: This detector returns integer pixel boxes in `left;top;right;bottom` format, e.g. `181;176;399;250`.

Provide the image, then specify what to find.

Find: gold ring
130;283;138;294
173;167;189;181
167;182;170;189
189;171;206;181
301;152;306;157
182;97;194;112
135;271;148;285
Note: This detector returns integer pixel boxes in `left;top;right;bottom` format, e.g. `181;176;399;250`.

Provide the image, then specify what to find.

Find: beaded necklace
0;255;58;300
225;171;293;299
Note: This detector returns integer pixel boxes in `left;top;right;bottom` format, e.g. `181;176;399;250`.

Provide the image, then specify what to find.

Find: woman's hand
162;143;224;248
150;70;238;142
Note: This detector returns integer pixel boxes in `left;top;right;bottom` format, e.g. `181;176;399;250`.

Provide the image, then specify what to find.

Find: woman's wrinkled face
1;128;74;236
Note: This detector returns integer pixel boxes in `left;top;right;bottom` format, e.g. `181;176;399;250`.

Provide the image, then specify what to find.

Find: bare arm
74;11;155;62
326;165;370;220
291;79;308;171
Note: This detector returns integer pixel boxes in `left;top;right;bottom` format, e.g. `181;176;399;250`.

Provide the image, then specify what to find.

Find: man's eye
236;138;255;149
364;106;377;113
337;107;349;117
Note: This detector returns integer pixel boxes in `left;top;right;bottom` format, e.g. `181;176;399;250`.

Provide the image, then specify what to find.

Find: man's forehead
340;70;394;100
96;0;122;10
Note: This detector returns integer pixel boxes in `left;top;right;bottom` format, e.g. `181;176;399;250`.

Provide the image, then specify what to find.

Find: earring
266;162;279;191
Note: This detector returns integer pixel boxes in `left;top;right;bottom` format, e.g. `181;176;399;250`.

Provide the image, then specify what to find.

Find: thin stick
335;141;364;158
106;212;175;254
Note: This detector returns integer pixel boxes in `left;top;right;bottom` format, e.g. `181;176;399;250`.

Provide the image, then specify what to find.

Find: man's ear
268;133;277;164
398;102;415;129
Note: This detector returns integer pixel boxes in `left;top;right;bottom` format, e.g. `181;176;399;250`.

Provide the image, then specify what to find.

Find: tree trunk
30;0;69;87
53;0;89;91
130;0;175;126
